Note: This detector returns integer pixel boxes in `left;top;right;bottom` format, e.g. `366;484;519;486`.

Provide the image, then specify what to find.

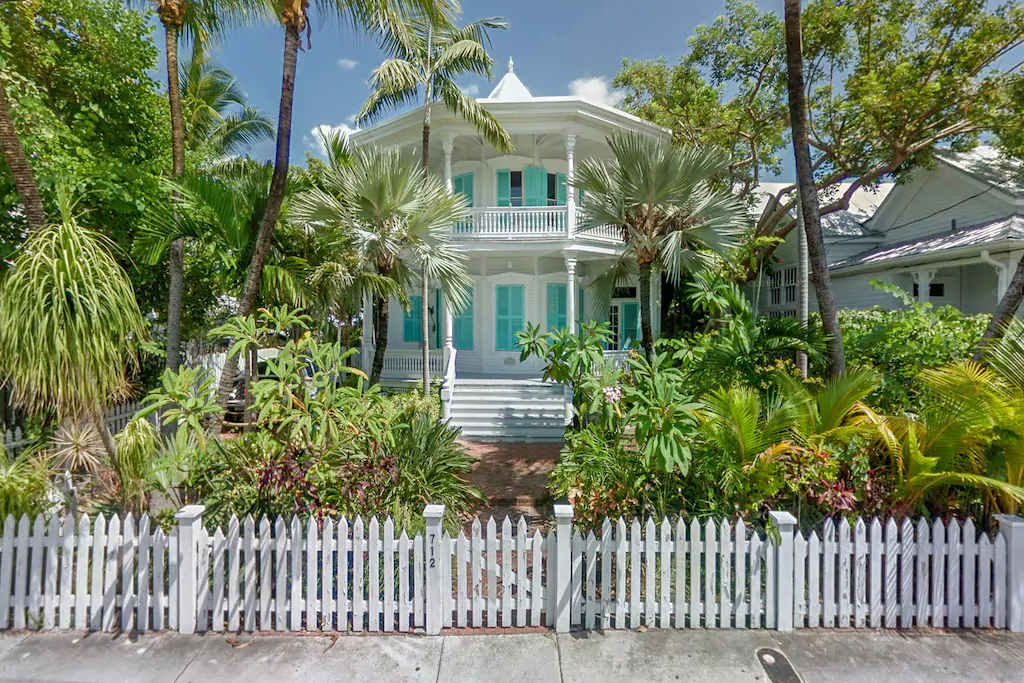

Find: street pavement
0;628;1022;682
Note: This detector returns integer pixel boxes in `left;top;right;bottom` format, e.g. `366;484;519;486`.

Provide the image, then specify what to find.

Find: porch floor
460;440;561;533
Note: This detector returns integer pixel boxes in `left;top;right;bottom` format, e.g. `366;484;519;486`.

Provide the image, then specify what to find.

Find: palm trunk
784;0;845;377
420;70;432;397
638;260;655;363
164;21;187;371
216;22;301;410
370;294;390;385
975;258;1024;359
0;76;46;231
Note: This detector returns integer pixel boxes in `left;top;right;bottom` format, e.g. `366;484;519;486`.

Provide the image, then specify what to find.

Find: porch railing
453;206;567;239
381;349;444;378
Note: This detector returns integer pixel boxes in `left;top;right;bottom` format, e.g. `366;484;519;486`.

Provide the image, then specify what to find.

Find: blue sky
196;0;780;164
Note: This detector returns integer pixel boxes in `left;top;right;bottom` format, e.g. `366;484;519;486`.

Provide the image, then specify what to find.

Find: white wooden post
565;133;576;238
361;290;374;378
553;502;574;633
769;511;797;632
424;504;445;635
995;514;1024;632
564;254;578;335
913;270;936;304
176;505;205;634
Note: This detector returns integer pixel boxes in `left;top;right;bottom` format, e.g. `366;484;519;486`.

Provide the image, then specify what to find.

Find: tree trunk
421;270;430;396
370;294;390;385
92;408;117;461
638;260;655;363
163;21;187;372
0;76;46;231
784;0;846;377
215;23;301;410
796;200;809;378
975;257;1024;359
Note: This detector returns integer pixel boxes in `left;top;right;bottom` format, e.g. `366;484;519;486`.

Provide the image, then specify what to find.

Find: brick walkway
460;441;562;531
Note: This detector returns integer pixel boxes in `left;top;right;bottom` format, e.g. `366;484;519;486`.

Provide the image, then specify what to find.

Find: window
453;287;474;350
495;285;525;351
546;283;567;332
607;305;621;351
613;286;638;299
769;272;782;306
497;169;568;207
912;283;946;298
784;267;797;303
402;296;422;343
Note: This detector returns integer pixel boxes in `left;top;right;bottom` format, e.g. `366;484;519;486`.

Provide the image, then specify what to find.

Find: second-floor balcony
452;206;621;243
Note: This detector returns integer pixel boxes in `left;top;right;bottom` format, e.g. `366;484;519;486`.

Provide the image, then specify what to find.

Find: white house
349;59;670;440
755;147;1024;317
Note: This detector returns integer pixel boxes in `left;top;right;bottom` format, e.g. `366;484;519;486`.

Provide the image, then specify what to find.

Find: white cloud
304;123;359;156
460;84;480;97
337;58;359;71
345;113;358;125
568;76;624;107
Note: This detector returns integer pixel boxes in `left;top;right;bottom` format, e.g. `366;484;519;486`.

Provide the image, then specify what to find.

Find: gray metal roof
937;147;1024;198
831;214;1024;270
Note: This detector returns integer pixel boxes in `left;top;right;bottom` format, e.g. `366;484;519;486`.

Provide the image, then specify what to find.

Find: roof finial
508;57;514;73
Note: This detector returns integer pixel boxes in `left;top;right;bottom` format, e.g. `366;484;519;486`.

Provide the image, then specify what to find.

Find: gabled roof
486;58;533;101
749;182;894;238
831;214;1024;270
937;147;1024;199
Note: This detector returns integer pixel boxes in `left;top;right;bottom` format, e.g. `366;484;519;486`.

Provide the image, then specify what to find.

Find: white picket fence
2;401;144;453
2;505;1024;634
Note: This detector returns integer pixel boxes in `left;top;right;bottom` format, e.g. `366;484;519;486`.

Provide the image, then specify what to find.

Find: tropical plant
623;353;702;473
290;143;471;385
574;132;749;361
137;366;223;450
358;9;511;394
110;417;159;515
221;0;449;403
180;53;274;160
0;189;148;458
0;448;53;519
516;321;613;424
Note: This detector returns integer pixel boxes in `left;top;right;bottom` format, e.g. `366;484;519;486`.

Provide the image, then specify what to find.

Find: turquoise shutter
453;286;474;350
495;285;509;351
547;283;567;332
622;301;639;349
496;170;511;207
403;296;422;343
556;173;567;206
454;172;474;207
524;167;547;206
510;285;525;345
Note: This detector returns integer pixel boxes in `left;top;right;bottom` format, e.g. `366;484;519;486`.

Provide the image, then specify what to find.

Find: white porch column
652;267;662;340
564;253;578;335
913;270;936;304
361;289;374;376
442;134;455;193
565;133;577;238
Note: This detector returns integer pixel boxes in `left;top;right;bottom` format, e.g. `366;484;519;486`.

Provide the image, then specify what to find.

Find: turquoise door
622;301;640;349
453;286;474;350
495;284;525;351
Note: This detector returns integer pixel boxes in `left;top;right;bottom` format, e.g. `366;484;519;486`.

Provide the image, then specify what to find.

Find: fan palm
575;133;750;362
358;9;511;394
290;143;471;385
0;188;148;458
223;0;452;406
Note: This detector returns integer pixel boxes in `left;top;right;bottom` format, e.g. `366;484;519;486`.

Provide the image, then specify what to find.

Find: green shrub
816;281;988;413
0;449;54;519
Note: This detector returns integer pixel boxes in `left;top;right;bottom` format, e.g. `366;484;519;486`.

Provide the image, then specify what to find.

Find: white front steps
450;378;567;442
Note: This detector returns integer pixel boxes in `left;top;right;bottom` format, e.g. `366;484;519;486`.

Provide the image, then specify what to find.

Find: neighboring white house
755;147;1024;317
350;60;667;372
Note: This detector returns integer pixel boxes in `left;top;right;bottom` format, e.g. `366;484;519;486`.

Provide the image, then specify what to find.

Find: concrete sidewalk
1;628;1022;683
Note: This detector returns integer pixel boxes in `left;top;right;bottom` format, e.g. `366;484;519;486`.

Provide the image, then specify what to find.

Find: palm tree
290;144;471;385
783;0;845;377
357;10;512;395
0;81;46;231
574;132;749;362
180;54;275;160
0;186;148;458
217;0;450;409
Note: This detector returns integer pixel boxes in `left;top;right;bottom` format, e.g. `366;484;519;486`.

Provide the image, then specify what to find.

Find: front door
607;300;640;350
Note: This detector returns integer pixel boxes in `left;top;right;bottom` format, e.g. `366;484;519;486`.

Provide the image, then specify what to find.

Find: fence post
995;514;1024;632
424;504;445;635
769;511;797;632
553;502;574;633
175;505;205;635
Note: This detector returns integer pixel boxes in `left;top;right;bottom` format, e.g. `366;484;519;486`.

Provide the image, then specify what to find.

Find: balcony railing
381;349;444;378
450;207;622;243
